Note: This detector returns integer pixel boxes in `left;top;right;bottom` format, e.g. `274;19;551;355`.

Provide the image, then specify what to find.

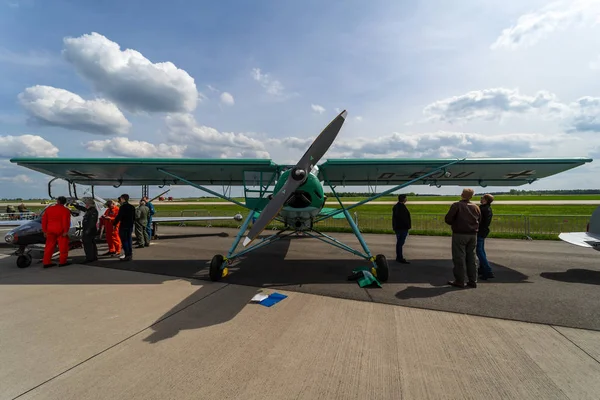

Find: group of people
392;188;494;288
40;194;155;267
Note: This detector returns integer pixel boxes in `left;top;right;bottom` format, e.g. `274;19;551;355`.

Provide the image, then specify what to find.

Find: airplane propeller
242;109;348;247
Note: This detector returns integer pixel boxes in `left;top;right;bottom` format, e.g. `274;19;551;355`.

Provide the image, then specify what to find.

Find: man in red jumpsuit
42;196;72;267
100;199;121;256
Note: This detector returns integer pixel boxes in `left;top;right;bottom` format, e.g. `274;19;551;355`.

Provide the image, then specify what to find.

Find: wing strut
157;168;250;209
316;158;465;222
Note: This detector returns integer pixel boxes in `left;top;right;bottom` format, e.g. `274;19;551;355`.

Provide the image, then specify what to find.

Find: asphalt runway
3;226;599;331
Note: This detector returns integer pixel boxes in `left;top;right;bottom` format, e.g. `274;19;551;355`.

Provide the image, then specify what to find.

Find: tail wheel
17;254;32;269
374;254;389;282
209;254;225;282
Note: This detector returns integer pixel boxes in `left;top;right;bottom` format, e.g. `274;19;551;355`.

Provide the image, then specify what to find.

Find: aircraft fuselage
272;170;326;230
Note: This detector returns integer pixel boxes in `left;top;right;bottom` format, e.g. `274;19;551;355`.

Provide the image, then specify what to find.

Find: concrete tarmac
1;230;600;399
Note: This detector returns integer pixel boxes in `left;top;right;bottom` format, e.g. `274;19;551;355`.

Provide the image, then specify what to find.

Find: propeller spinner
242;110;348;247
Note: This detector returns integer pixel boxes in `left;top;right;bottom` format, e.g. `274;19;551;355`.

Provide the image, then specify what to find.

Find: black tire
374;254;389;282
17;254;32;269
209;254;225;281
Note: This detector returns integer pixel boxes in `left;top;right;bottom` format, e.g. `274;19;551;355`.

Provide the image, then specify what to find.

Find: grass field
7;198;594;241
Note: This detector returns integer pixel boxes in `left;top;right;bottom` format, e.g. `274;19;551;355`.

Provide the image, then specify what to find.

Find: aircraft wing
558;232;600;250
317;158;593;186
0;220;32;228
9;158;279;186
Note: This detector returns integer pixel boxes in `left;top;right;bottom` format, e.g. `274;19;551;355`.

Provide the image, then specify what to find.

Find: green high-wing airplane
10;110;593;282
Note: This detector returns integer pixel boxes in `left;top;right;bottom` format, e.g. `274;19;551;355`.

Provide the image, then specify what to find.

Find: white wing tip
340;110;348;119
243;237;251;247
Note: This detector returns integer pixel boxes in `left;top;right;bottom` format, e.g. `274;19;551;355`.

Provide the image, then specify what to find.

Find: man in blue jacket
143;196;155;242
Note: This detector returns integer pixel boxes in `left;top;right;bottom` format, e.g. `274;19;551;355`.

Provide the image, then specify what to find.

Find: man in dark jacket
444;188;481;288
72;198;99;263
114;194;136;261
392;194;411;264
477;193;494;280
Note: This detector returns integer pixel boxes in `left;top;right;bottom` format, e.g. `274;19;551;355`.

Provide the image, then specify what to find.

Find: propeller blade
297;110;347;171
242;110;348;247
242;178;300;246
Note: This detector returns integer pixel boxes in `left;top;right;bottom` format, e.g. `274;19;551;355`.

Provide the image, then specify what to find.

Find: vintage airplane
1;194;243;268
9;110;593;282
559;205;600;251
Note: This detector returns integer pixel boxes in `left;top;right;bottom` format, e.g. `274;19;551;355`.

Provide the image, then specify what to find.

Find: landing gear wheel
374;254;389;282
17;254;32;269
209;254;225;282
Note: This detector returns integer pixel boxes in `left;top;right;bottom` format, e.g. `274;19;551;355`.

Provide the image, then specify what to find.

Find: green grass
152;203;597;216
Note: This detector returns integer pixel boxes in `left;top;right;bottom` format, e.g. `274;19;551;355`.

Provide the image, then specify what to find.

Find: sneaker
396;258;410;264
58;262;71;267
479;273;495;280
467;281;477;288
43;263;56;268
448;280;466;288
101;251;114;256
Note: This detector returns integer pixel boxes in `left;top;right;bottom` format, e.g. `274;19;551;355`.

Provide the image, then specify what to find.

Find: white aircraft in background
559;205;600;251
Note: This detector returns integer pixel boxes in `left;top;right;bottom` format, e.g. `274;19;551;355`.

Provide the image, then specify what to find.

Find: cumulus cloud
0;174;33;183
252;68;285;97
311;104;325;114
84;137;186;158
566;96;600;132
491;0;600;50
62;32;198;113
165;113;270;158
0;134;59;158
18;85;131;135
220;92;235;106
329;131;563;159
422;87;567;123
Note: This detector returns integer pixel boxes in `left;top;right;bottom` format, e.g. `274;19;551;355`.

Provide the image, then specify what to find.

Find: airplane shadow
540;269;600;286
153;232;230;240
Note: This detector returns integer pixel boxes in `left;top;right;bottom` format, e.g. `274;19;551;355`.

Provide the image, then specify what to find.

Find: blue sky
1;0;599;199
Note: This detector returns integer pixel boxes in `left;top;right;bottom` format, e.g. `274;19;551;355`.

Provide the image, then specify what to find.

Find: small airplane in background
1;193;243;268
559;205;600;251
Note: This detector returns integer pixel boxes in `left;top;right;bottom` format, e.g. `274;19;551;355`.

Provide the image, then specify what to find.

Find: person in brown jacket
444;188;481;288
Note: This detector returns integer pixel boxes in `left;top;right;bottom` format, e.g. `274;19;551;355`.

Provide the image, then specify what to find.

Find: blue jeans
146;217;153;239
395;230;408;260
476;236;491;275
119;227;133;256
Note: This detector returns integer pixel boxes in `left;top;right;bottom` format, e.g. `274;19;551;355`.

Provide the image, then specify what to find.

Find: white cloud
0;174;33;183
590;55;600;69
422;87;568;123
491;0;600;50
567;96;600;133
354;116;363;122
252;68;285;97
0;134;59;157
84;137;186;158
165;113;270;158
62;32;198;113
311;104;325;114
18;85;131;135
220;92;235;106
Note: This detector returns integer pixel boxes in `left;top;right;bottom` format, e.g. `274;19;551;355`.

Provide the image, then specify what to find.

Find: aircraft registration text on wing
9;110;593;282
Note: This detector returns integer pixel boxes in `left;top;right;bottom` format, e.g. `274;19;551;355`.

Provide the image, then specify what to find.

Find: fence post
524;215;532;240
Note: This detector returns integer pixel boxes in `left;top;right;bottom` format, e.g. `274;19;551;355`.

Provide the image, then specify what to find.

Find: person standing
392;194;411;264
100;199;121;256
477;193;494;280
73;198;99;263
143;196;155;242
113;194;135;261
41;196;71;268
135;200;150;248
444;188;481;288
